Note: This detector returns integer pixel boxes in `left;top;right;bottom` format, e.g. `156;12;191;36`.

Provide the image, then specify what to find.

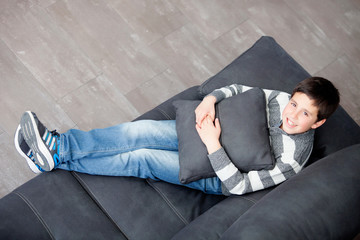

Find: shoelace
43;130;60;151
50;130;60;138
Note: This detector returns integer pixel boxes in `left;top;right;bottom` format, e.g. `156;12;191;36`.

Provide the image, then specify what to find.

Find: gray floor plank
0;1;99;101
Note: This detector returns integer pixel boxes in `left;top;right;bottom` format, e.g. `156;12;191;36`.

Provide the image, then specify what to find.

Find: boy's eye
303;112;308;117
291;102;296;107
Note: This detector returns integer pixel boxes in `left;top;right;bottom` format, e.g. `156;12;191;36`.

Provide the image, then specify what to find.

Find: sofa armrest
220;144;360;240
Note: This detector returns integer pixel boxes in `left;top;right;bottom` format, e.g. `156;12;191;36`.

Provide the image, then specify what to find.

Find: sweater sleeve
206;83;254;103
208;136;313;196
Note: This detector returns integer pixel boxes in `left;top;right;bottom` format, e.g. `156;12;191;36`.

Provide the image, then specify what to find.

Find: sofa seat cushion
0;170;124;239
71;172;225;240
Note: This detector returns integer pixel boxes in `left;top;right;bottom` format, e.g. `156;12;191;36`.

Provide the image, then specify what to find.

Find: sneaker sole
14;125;42;174
20;111;54;171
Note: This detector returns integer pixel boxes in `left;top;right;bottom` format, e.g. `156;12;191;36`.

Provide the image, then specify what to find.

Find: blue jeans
57;120;222;195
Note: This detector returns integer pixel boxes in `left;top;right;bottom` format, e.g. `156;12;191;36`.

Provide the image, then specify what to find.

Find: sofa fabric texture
1;36;359;240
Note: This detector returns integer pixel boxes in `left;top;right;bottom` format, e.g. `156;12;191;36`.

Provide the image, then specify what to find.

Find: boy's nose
289;110;299;120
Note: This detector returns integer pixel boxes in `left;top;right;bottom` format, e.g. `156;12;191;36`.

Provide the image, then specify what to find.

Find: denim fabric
57;120;222;195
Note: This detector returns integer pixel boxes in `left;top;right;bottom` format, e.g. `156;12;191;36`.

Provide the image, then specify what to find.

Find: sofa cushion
0;193;53;239
174;88;275;184
198;36;311;96
72;173;186;240
71;172;225;240
134;86;201;121
0;170;124;239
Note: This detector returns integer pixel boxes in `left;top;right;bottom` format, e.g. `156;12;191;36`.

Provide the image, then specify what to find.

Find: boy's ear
311;119;326;129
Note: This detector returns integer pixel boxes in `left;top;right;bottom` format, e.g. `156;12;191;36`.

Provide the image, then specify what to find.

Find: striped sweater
207;84;314;195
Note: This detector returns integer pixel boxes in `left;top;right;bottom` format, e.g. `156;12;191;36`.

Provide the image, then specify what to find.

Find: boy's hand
195;96;216;126
195;115;222;154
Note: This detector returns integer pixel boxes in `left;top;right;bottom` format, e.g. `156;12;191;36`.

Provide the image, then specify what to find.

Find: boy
15;77;339;196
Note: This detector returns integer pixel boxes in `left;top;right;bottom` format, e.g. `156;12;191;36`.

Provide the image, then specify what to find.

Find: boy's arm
207;138;313;195
195;83;253;126
195;114;311;195
206;84;253;103
195;115;222;153
195;96;217;126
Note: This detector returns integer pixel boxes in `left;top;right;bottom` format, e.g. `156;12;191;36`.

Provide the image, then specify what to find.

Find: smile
286;118;296;128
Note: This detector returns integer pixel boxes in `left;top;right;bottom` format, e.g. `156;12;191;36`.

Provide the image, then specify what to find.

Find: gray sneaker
14;125;44;173
20;111;61;171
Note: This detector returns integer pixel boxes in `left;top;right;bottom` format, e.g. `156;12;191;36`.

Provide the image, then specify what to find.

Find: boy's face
281;92;326;135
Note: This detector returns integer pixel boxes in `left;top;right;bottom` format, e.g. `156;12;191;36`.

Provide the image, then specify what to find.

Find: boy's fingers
209;112;215;121
215;118;221;129
205;115;210;123
195;111;202;123
197;113;207;125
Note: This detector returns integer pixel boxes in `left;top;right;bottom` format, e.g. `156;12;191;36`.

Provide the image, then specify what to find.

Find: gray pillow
173;88;275;184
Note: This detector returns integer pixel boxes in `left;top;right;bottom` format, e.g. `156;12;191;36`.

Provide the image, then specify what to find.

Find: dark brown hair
291;77;340;121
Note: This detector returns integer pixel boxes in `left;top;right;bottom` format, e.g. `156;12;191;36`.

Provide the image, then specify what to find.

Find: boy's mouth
286;118;296;128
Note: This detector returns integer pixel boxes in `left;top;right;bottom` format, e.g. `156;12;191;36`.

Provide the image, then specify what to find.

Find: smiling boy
15;77;339;196
196;77;340;195
281;92;324;135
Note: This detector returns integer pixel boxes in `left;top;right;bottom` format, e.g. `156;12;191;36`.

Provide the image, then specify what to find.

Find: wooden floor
0;0;359;198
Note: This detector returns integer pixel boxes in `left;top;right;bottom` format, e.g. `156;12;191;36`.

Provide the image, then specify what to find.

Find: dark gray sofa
1;36;359;240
